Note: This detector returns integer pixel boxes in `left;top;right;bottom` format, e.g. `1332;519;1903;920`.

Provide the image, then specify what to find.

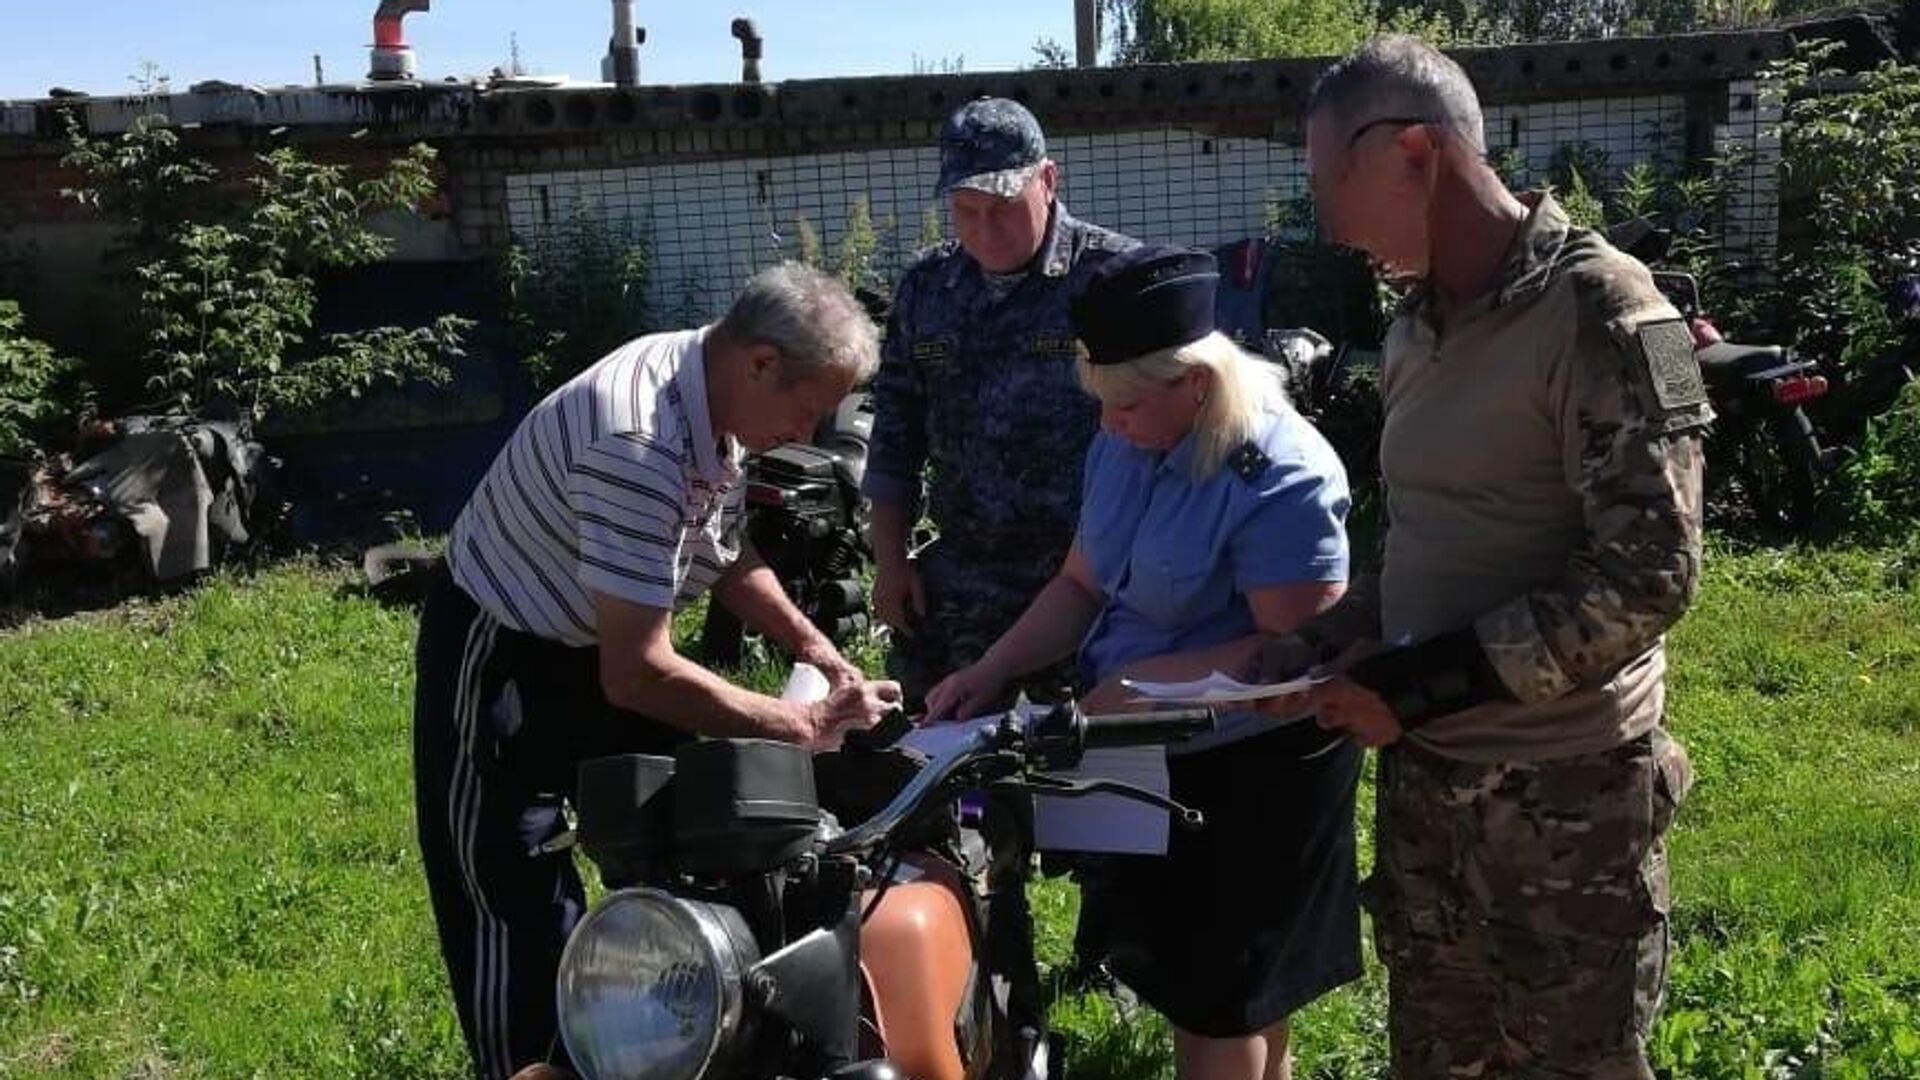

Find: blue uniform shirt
863;202;1135;562
1078;400;1352;684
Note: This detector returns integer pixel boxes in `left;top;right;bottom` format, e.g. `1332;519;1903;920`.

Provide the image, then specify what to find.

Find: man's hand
923;661;1008;724
1252;637;1378;720
796;639;862;692
803;679;904;748
1309;677;1404;749
872;557;926;637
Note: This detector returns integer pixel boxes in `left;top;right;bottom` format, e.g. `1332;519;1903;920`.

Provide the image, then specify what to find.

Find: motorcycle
1605;219;1846;529
699;392;875;669
698;288;888;669
519;700;1215;1080
0;414;280;599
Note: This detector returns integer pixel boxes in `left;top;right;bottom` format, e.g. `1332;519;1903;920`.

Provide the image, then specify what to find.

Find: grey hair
714;262;880;385
1305;34;1486;156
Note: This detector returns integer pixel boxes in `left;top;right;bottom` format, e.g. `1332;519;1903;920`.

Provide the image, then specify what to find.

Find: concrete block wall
500;90;1720;321
2;23;1831;327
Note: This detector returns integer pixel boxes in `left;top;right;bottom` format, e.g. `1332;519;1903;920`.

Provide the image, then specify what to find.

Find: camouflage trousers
1367;727;1693;1079
885;540;1078;710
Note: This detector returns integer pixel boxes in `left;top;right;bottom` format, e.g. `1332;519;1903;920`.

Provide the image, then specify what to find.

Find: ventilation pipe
607;0;643;86
369;0;431;81
1074;0;1099;67
732;18;763;84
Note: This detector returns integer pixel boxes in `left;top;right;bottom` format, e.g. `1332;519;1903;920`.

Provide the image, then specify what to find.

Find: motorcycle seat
1695;340;1793;379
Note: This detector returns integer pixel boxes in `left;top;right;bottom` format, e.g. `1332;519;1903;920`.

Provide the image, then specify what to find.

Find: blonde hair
1076;330;1281;479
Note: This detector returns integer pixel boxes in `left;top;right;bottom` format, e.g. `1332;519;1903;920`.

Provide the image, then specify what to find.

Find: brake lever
1016;773;1206;830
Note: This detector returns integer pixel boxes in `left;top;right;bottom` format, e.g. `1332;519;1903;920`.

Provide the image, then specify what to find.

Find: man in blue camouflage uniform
863;99;1135;1044
865;98;1135;708
1251;37;1707;1078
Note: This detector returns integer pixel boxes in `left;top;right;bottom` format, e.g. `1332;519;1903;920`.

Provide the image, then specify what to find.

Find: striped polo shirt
448;326;745;646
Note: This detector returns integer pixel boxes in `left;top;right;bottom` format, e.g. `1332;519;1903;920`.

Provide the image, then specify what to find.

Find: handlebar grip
1080;708;1215;749
840;707;913;753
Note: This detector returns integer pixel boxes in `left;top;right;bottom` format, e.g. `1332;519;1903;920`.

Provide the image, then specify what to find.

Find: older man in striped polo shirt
413;262;902;1080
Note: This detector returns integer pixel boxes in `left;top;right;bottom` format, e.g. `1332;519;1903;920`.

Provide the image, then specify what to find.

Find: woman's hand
1077;676;1137;715
923;661;1009;724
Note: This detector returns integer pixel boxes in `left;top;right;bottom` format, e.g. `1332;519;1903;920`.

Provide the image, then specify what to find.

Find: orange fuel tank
858;858;983;1080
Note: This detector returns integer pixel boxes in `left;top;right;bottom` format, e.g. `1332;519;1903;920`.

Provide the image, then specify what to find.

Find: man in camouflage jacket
1263;37;1708;1079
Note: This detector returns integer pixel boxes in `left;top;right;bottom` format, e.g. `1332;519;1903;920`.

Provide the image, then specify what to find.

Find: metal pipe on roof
369;0;431;81
732;18;763;84
1075;0;1099;66
609;0;643;86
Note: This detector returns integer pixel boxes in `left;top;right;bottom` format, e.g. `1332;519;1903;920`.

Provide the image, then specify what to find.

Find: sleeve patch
1636;319;1709;412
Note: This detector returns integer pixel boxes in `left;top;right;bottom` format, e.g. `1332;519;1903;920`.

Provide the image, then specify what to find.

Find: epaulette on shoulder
1080;227;1135;254
1229;440;1272;484
907;239;962;270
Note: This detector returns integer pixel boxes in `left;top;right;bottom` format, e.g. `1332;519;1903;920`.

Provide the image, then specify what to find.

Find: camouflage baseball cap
934;98;1048;199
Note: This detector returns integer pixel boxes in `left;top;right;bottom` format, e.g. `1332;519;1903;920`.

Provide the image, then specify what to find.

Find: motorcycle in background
0;415;280;599
698;287;889;668
1606;218;1845;529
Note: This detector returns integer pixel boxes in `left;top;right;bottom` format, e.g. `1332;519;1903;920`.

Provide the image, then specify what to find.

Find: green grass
2;544;1919;1078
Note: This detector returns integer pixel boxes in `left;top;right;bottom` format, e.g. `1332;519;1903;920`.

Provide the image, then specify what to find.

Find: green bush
502;208;652;393
61;118;470;424
1770;48;1920;371
1827;382;1920;541
1763;46;1920;536
0;301;82;458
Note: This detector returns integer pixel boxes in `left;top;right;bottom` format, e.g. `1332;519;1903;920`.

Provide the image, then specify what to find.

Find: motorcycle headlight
557;889;759;1080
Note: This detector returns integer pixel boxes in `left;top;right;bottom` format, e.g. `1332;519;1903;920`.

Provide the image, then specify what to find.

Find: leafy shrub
1762;46;1920;536
62;119;470;423
502;207;653;392
0;300;83;457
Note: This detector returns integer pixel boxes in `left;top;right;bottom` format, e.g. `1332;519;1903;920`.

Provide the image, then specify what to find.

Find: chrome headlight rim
556;887;760;1080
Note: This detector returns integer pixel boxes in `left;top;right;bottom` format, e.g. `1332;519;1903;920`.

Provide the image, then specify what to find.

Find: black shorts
1081;722;1365;1038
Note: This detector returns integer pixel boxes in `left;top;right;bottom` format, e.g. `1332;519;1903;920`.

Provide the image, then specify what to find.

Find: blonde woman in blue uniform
926;246;1363;1080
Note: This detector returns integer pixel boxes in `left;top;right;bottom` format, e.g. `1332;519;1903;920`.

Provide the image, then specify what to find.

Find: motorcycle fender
859;870;978;1080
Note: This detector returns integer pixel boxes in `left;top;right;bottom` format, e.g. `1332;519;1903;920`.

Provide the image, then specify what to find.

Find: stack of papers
882;672;1323;857
1120;670;1327;705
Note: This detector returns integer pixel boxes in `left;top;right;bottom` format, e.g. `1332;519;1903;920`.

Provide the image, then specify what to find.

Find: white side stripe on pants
449;611;512;1079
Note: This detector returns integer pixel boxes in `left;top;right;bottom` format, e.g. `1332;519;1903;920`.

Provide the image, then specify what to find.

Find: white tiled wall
1715;78;1783;266
506;89;1778;319
1484;93;1690;182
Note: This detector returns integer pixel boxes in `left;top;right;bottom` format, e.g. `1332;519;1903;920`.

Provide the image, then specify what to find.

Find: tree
1103;0;1388;62
1099;0;1495;62
1376;0;1708;41
63;121;470;423
1031;37;1076;68
834;196;880;289
502;207;653;392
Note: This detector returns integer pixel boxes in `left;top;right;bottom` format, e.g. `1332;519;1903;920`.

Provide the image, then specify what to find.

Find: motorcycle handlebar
1080;708;1215;749
822;703;1215;857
